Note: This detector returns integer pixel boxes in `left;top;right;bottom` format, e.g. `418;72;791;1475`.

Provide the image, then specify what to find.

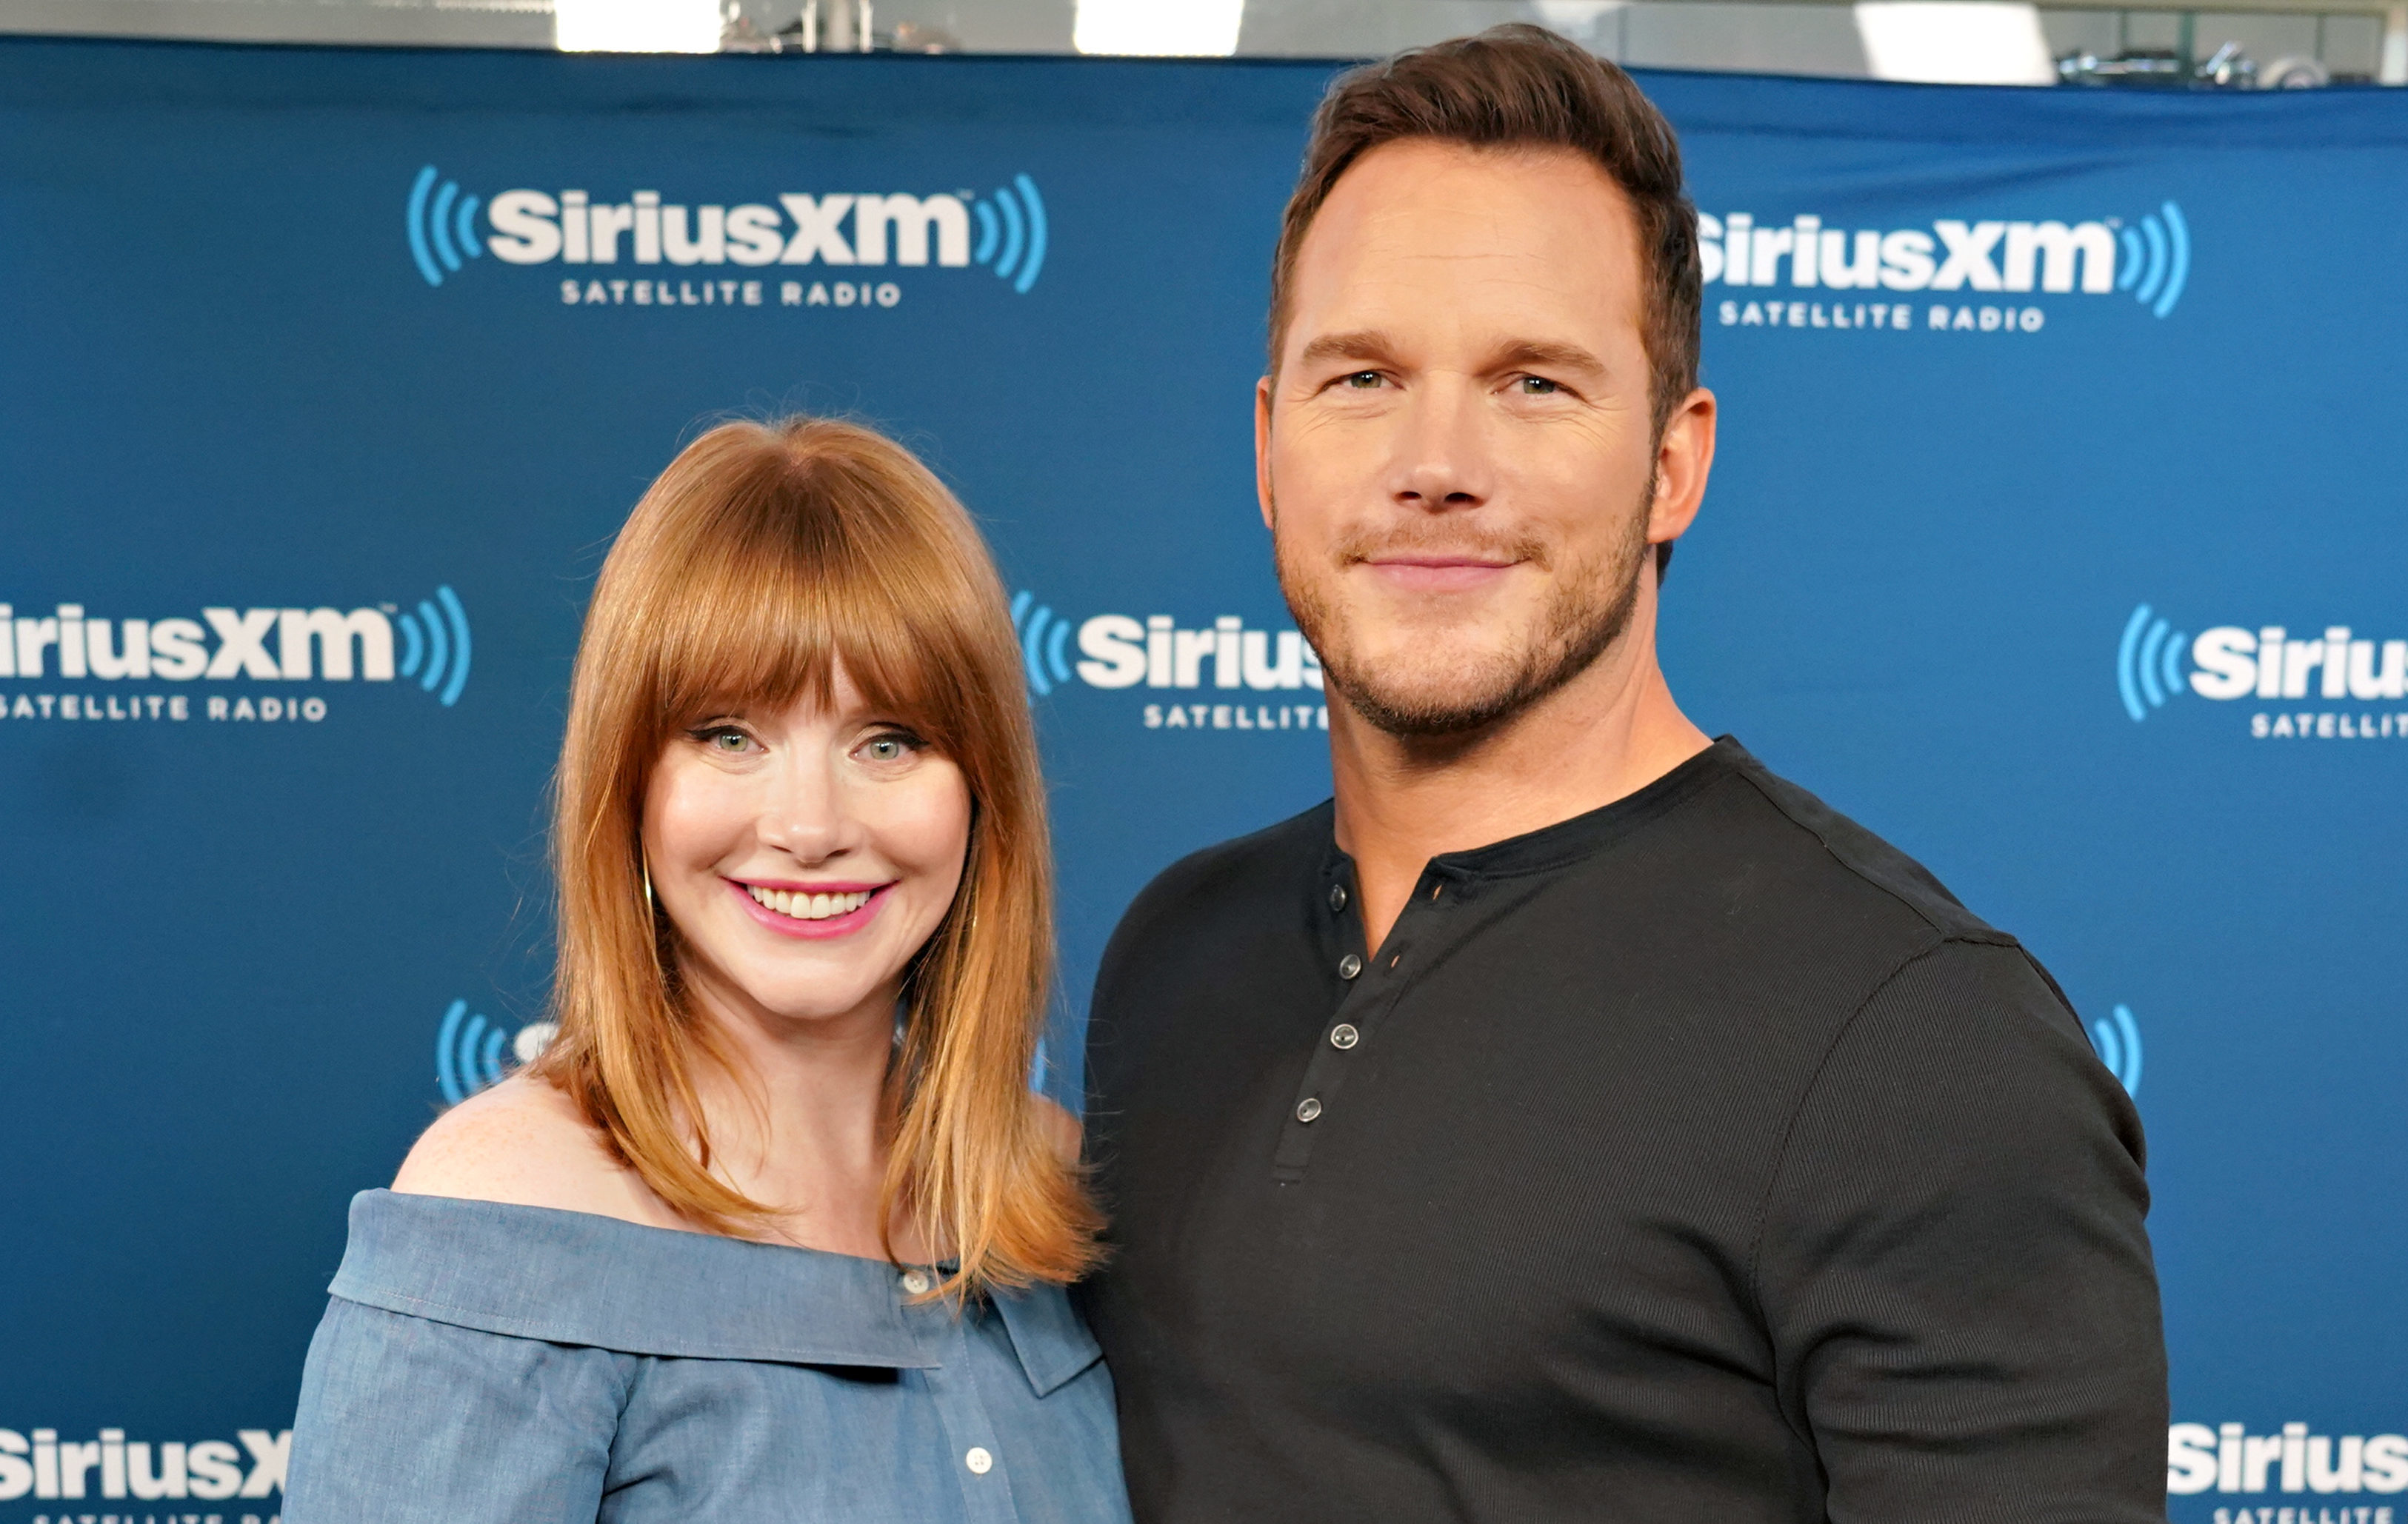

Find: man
1080;24;2167;1523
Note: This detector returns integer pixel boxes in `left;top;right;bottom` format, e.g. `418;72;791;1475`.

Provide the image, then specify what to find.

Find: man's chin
1326;658;1537;739
1347;578;1524;629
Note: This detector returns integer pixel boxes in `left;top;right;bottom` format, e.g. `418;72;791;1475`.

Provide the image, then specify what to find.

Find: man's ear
1648;386;1717;549
1255;374;1276;533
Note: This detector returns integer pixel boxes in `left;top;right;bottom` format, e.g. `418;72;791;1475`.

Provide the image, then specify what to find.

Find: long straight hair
533;416;1101;1296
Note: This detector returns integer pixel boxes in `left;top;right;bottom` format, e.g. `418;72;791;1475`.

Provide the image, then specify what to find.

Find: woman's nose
756;757;853;863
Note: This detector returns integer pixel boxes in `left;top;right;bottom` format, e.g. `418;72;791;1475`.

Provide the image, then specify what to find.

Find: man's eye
1341;371;1384;390
1516;375;1561;395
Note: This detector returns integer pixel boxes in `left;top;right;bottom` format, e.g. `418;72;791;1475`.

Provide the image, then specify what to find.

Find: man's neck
1329;598;1711;954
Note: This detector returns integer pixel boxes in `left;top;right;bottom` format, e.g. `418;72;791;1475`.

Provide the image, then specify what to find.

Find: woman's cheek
647;753;747;873
884;765;973;886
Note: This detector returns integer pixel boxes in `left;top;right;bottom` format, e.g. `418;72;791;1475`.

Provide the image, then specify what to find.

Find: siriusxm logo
2118;604;2192;721
1010;591;1077;698
395;586;475;706
2118;204;2193;318
2087;1002;2143;1097
2118;604;2408;723
436;997;556;1106
0;1426;286;1503
1701;201;2190;315
1010;592;1324;694
2169;1421;2408;1498
1008;591;1328;732
406;166;486;287
0;588;473;706
409;164;1048;293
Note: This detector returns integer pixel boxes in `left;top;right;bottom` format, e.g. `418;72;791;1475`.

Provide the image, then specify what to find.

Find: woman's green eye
713;730;748;751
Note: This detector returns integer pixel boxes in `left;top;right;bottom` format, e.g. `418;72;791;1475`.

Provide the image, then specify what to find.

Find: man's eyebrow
1487;338;1608;376
1295;330;1401;370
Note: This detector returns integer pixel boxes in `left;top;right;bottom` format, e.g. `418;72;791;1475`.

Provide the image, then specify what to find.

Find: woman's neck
678;968;922;1261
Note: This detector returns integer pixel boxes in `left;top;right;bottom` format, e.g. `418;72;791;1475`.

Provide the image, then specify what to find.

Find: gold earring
638;853;672;986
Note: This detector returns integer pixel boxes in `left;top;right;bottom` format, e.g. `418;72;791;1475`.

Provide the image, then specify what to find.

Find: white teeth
747;885;873;922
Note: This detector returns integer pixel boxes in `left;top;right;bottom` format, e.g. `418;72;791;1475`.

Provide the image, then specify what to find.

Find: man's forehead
1285;141;1643;348
1312;139;1635;250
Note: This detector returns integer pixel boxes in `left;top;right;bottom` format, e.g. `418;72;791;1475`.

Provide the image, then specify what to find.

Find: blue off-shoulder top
284;1189;1131;1524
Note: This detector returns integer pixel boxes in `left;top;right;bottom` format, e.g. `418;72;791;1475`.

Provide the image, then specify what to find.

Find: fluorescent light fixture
1533;1;1628;31
1073;0;1245;56
1855;2;2055;85
555;0;723;53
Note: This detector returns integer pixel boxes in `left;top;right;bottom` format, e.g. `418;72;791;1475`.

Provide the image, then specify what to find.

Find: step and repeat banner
1;36;2400;1523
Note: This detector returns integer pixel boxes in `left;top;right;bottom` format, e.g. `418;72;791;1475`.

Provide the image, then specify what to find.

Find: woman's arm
1034;1094;1084;1165
284;1295;630;1524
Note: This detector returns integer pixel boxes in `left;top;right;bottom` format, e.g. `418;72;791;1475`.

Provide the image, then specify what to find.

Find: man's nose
1388;375;1493;512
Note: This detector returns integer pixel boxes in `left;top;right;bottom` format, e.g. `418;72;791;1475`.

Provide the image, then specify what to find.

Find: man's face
1261;138;1668;737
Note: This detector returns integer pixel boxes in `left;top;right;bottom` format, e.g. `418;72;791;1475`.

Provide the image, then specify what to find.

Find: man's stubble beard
1273;488;1652;740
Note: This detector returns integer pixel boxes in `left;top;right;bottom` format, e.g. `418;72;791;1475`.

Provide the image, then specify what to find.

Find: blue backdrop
1;36;2400;1523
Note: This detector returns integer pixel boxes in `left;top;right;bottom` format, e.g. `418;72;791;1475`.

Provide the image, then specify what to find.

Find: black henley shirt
1080;738;2167;1523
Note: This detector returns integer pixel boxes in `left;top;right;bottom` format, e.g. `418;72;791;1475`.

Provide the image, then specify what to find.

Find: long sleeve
1753;938;2169;1523
284;1296;633;1524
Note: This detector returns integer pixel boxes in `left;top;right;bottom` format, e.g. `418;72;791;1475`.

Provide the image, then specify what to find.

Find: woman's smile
728;877;892;939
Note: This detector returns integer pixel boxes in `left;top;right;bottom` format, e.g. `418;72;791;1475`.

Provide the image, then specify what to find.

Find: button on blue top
285;1190;1130;1524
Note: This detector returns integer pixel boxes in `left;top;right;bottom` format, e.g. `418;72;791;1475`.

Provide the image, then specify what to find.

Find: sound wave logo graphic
436;998;558;1105
1010;589;1076;697
2087;1002;2144;1097
971;176;1048;294
393;586;474;707
2117;603;2189;722
407;165;486;289
2115;201;2189;318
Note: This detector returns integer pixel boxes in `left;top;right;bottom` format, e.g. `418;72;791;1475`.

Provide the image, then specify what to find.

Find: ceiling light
1855;2;2055;85
1073;0;1246;57
555;0;724;53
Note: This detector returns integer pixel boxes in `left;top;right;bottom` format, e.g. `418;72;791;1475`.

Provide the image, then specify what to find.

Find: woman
285;418;1128;1524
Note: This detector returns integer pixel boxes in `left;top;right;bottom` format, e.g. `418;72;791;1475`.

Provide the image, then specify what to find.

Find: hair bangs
638;449;998;766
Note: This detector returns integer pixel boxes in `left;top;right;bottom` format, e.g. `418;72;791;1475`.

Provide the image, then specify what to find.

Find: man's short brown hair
1269;24;1703;452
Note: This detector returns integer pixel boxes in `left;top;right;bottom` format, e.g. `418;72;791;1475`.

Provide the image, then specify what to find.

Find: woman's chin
709;964;905;1031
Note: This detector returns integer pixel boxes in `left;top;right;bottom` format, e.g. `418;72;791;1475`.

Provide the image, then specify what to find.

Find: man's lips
1359;555;1519;592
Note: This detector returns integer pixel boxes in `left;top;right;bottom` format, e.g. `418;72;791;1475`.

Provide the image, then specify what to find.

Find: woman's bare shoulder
1033;1094;1084;1166
392;1074;676;1226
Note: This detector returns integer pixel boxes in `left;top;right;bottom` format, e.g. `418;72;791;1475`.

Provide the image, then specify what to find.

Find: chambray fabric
285;1190;1130;1524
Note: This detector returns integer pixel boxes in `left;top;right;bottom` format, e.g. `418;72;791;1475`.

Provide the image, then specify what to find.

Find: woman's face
641;665;972;1032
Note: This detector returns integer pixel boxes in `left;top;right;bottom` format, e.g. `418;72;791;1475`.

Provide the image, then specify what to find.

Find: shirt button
1329;883;1348;912
1295;1097;1323;1123
1330;1023;1359;1050
964;1447;994;1475
1337;953;1362;980
899;1269;931;1296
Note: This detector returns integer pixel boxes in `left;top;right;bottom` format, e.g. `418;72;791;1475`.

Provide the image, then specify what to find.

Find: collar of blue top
330;1189;1099;1397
